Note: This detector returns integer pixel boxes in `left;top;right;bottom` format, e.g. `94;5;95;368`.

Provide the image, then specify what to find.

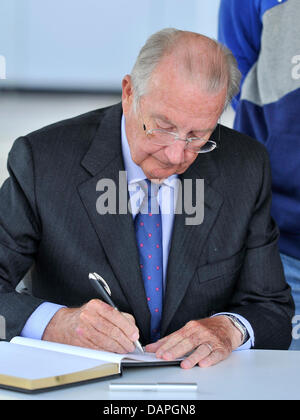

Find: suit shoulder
219;124;269;164
22;102;120;150
215;125;271;194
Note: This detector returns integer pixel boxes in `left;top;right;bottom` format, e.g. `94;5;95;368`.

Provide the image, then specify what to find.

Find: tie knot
137;179;160;215
143;179;160;199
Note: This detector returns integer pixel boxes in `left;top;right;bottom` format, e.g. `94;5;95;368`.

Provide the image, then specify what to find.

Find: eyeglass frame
139;107;220;154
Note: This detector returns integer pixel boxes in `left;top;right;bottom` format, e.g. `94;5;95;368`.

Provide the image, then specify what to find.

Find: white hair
130;28;241;111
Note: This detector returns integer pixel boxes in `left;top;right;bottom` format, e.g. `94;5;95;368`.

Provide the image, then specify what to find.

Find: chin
142;159;191;180
144;167;178;180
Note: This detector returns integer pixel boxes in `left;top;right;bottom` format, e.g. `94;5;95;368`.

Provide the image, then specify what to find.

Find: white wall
0;0;220;90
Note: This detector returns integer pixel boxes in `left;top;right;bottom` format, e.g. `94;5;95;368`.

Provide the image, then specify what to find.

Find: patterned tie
135;179;163;342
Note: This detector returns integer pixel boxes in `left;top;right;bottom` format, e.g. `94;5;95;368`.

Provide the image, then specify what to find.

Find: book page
11;337;182;364
11;337;125;364
0;342;112;380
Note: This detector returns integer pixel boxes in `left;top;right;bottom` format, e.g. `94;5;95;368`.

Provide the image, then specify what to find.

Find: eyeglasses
142;123;219;154
138;102;220;154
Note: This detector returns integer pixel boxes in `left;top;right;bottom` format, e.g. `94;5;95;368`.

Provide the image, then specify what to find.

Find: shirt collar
121;114;146;185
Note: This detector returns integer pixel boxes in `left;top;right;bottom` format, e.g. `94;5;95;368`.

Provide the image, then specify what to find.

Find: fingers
91;300;139;340
145;333;177;353
146;317;233;369
156;336;195;360
76;321;129;353
79;308;136;353
145;340;165;353
78;299;140;353
42;302;140;354
197;347;225;368
147;333;220;369
146;324;200;360
181;343;212;369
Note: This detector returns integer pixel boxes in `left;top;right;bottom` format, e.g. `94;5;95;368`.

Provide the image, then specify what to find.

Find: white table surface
1;350;300;400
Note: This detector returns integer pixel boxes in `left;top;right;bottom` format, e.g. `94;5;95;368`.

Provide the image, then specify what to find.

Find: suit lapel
161;145;224;336
77;103;151;342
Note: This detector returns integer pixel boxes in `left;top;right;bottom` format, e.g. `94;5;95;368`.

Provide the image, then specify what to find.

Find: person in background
219;0;300;349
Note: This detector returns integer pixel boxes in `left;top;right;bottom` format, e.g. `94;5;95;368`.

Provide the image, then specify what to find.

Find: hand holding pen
88;272;144;354
42;274;142;353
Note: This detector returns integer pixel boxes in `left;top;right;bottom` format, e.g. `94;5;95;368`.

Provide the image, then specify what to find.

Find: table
1;350;300;400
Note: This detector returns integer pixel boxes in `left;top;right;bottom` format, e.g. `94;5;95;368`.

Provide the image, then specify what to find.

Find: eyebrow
152;113;174;125
151;113;215;134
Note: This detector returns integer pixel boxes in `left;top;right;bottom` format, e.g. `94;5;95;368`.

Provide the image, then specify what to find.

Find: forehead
142;59;226;129
143;82;225;130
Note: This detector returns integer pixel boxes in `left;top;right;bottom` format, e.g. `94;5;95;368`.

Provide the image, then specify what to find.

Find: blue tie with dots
135;179;163;343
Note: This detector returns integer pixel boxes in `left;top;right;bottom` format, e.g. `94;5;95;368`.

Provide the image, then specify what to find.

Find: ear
122;75;134;115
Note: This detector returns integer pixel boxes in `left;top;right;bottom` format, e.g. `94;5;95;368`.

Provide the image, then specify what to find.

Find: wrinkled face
122;65;226;181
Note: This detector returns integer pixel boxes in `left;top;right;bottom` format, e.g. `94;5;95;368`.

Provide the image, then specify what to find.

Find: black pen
88;272;144;354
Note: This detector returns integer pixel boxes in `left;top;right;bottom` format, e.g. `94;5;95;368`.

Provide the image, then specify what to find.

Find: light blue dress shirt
21;114;254;350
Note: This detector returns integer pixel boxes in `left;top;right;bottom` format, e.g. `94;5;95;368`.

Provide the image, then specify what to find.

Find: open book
0;337;182;393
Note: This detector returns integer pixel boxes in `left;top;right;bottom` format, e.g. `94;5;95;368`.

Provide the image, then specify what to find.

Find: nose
164;140;186;165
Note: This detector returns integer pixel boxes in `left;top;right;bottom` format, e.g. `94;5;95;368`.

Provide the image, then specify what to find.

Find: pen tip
135;342;144;353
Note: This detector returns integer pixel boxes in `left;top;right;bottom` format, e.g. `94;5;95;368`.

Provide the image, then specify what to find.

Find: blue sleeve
20;302;66;340
218;0;263;109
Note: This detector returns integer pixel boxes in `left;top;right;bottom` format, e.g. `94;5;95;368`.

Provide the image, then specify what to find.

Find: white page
11;337;125;363
11;337;181;364
0;342;110;380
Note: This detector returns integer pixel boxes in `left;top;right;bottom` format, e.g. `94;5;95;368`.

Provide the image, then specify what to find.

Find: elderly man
0;29;294;369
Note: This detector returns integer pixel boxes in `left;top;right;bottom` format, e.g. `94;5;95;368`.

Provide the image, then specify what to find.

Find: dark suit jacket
0;102;294;347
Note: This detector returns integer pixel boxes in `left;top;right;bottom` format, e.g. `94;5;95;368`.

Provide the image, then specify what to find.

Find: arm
0;137;140;353
0;137;46;340
20;302;65;339
223;151;294;349
218;0;262;108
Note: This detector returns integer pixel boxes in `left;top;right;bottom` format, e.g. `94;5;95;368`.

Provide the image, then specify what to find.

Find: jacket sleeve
0;137;45;340
218;0;263;109
226;148;294;349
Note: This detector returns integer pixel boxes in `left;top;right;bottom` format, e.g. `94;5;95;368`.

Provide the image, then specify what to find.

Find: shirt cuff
211;312;255;350
20;302;66;340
